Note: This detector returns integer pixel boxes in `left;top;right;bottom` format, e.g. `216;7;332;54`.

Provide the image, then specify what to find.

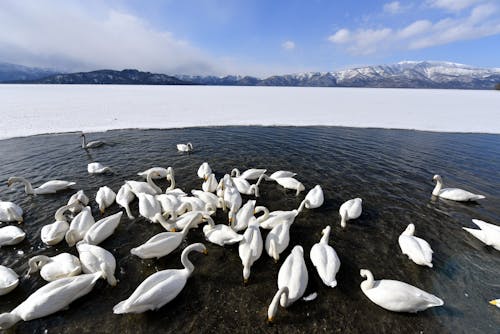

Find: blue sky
0;0;499;76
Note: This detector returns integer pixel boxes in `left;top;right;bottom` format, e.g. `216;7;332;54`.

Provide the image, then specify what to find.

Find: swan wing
38;180;75;192
131;233;182;259
439;188;485;201
398;235;433;267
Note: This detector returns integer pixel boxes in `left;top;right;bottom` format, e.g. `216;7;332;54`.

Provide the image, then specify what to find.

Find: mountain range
1;61;500;89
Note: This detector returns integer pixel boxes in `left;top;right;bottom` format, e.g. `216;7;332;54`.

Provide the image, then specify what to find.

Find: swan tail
425;294;444;307
472;195;486;200
325;279;337;288
463;227;486;244
113;300;129;314
0;313;21;330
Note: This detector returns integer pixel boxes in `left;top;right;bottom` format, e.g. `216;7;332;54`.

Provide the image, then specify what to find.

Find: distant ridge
0;62;60;82
2;61;500;89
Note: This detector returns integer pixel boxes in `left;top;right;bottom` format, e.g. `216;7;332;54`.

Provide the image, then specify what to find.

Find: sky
1;0;499;77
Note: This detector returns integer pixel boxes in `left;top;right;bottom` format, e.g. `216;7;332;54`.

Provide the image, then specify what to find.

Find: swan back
0;265;19;296
77;242;117;286
277;245;308;306
304;185;324;209
0;226;26;247
310;225;340;287
83;211;123;245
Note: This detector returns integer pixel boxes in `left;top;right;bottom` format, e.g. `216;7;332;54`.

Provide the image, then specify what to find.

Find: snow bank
0;85;498;139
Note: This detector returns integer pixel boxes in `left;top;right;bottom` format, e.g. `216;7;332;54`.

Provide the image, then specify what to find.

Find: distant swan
27;253;81;282
0;265;19;296
87;162;112;174
81;133;104;149
398;224;433;267
463;219;500;251
359;269;443;312
432;174;485;201
0;201;23;223
0;272;101;330
0;226;26;248
310;226;340;287
177;142;193;152
8;177;75;195
339;198;362;228
113;243;207;314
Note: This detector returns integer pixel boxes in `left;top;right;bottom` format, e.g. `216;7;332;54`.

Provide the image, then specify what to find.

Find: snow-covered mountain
0;62;60;82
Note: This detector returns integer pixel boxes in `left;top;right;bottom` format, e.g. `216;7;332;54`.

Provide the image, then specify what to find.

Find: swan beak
228;217;234;224
203;249;208;255
267;317;274;324
490;300;498;306
100;209;105;215
243;278;248;286
170;228;177;232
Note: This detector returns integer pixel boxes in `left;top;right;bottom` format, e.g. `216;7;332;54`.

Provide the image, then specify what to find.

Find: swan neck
81;135;86;148
297;199;308;213
320;227;331;244
231;168;240;177
12;177;34;194
432;179;442;196
360;270;375;289
55;203;73;221
28;255;49;274
340;213;347;228
146;173;162;193
181;248;196;274
255;206;269;223
268;287;289;322
167;172;176;191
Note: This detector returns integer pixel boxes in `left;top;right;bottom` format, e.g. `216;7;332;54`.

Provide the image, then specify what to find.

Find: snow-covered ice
0;84;498;139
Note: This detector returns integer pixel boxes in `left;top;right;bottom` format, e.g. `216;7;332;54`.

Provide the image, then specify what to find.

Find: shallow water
0;126;499;334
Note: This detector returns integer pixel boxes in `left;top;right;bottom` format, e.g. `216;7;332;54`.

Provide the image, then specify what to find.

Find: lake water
0;126;499;333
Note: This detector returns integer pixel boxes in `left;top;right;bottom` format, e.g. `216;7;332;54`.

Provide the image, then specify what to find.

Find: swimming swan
0;226;26;248
359;269;444;312
231;168;267;180
310;226;340;288
274;177;305;196
126;170;165;196
81;133;105;149
399;224;433;267
203;216;243;246
0;272;101;330
0;201;23;223
339;198;362;228
177;142;193;152
266;170;297;181
82;211;123;245
202;173;218;192
27;253;81;282
463;219;500;251
298;185;324;212
267;245;308;322
0;265;19;296
113;243;207;314
137;167;169;179
87;162;112;174
238;217;263;283
95;186;116;214
8;177;75;195
197;162;212;179
432;174;485;201
77;242;117;286
65;206;95;247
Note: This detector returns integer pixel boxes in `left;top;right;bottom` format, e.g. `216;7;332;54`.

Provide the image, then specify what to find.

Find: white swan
164;168;186;196
310;226;340;288
298;185;324;212
266;170;297;181
191;190;225;210
197;162;212;179
177;142;193;152
81;133;104;149
67;190;89;213
463;219;500;251
65;206;95;247
232;174;265;196
259;209;299;230
267;245;308;322
87;162;111;174
126;170;165;196
113;243;207;314
231;200;256;232
265;219;294;262
179;196;215;214
0;226;26;247
274;177;305;196
41;202;79;246
339;198;362;228
231;168;267;180
76;242;117;286
82;211;123;245
95;186;116;214
137;193;173;230
168;211;205;231
399;224;433;267
131;218;199;259
137;167;169;179
203;216;243;246
0;272;101;330
0;265;19;296
116;184;136;220
0;201;23;223
202;173;218;193
432;174;485;201
27;253;81;282
238;217;263;283
8;177;75;195
359;269;444;312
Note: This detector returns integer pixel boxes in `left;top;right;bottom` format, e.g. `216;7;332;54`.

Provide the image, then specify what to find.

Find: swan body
360;269;444;313
40;203;77;246
95;186;116;214
310;226;340;288
65;206;95;247
0;272;101;330
463;219;500;251
179;196;214;214
299;185;324;212
126;169;165;196
76;242;117;286
155;194;182;219
432;174;485;201
8;177;75;195
87;162;111;174
191;190;225;210
267;170;297;181
82;211;123;245
177;142;193;152
231;200;256;232
137;193;172;229
231;168;267;180
138;167;169;179
28;253;81;282
203;216;243;246
0;201;23;223
168;211;205;231
131;218;198;259
238;217;263;283
116;184;136;220
339;198;362;228
81;133;104;149
113;243;207;314
202;173;218;192
197;162;212;179
232;174;264;196
259;209;298;230
399;224;433;267
0;226;26;247
67;190;89;213
267;246;308;322
265;220;293;262
274;177;305;196
0;266;19;296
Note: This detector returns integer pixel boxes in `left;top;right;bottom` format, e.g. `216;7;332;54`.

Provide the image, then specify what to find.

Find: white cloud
329;2;500;55
383;1;402;14
282;41;296;50
426;0;480;12
0;0;227;75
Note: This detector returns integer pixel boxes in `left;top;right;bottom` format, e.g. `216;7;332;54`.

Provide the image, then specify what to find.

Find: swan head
433;174;442;182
